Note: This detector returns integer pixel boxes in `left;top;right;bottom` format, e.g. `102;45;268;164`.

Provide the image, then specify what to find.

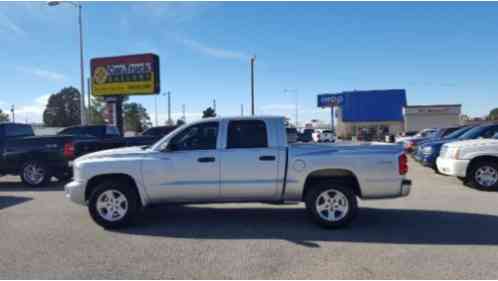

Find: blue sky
1;1;497;125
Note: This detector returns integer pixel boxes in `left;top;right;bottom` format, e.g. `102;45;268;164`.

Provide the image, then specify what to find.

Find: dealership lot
1;158;498;279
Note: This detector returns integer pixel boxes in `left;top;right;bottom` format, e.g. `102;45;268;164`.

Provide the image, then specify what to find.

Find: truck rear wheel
20;161;52;187
305;184;357;228
88;180;139;229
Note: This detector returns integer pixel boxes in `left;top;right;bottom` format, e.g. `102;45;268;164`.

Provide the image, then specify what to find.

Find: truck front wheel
305;184;357;228
88;180;139;229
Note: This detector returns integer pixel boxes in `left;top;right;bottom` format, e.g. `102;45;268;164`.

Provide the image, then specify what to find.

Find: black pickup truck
0;123;179;187
0;123;98;186
57;124;178;147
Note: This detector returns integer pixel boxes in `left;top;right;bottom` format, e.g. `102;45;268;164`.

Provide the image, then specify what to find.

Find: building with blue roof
318;89;407;139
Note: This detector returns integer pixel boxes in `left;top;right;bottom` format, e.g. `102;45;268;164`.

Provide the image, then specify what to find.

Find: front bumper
64;180;87;206
436;157;469;177
400;179;411;197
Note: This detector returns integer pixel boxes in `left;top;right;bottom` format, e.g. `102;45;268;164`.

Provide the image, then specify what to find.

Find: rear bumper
436;157;469;177
64;180;86;206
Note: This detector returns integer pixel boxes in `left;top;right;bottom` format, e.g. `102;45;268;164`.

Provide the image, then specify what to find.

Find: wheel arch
85;173;143;207
466;155;498;176
302;168;362;201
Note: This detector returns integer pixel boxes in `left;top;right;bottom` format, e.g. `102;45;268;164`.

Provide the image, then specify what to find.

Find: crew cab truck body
0;123;79;186
65;116;411;229
437;134;498;189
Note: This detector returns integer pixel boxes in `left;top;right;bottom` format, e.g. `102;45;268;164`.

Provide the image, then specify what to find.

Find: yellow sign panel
92;75;156;96
90;54;160;96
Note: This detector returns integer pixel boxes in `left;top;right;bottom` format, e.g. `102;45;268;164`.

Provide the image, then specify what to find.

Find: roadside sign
90;53;160;96
317;93;344;107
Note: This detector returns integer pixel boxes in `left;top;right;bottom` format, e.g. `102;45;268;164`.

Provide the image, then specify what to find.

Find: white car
319;130;336;143
436;135;498;189
396;128;437;144
66;116;411;229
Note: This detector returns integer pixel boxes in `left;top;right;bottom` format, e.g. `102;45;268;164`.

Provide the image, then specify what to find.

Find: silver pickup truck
66;116;411;229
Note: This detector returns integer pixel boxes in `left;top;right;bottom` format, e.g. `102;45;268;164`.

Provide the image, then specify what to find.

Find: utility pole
182;104;186;122
241;104;244;116
87;77;91;124
250;56;255;116
10;105;15;123
213;99;216;112
284;89;299;128
48;1;86;125
154;95;158;126
167;91;172;125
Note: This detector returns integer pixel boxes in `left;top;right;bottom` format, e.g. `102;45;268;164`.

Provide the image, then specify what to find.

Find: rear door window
227;120;268;149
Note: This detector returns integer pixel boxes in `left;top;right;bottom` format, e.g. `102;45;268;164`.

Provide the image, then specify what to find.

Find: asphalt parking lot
1;158;498;279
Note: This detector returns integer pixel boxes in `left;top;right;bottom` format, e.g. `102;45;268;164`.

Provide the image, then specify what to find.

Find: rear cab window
5;124;34;137
227;120;268;149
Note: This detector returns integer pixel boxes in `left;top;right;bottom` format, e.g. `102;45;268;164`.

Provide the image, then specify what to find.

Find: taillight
64;142;75;159
399;153;408;175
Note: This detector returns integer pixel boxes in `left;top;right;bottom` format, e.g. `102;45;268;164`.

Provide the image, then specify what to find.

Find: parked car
58;124;178;148
286;127;298;143
126;125;179;146
437;131;498;189
298;129;314;143
318;130;336;143
402;127;459;153
413;126;475;170
0;123;94;186
66;116;411;229
395;131;418;143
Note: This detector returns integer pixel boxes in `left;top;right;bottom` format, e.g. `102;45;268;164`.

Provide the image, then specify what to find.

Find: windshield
457;126;487;140
444;127;472;139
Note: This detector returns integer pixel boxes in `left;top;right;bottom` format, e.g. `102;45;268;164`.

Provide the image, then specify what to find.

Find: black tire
88;180;139;229
305;183;358;228
20;160;52;187
468;161;498;190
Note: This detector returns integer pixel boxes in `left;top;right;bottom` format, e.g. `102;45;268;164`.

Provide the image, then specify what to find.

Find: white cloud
130;2;212;23
0;11;25;36
183;38;249;61
14;94;52;123
16;67;65;82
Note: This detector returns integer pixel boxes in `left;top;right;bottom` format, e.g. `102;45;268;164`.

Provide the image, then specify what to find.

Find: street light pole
250;56;255;116
284;89;299;128
167;91;172;125
48;1;86;125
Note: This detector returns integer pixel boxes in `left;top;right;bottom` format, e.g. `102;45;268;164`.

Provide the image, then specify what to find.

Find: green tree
123;102;151;133
202;107;216;118
0;109;10;122
43;87;81;127
488;108;498;121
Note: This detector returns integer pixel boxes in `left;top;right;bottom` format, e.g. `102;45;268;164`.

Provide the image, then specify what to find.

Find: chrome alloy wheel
475;166;498;187
96;190;129;222
23;163;45;185
315;188;350;222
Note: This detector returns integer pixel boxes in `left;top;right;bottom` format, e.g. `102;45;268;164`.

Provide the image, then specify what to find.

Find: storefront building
404;104;461;132
318;89;407;139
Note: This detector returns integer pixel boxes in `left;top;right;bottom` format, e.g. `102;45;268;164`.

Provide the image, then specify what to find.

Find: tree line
0;86;220;132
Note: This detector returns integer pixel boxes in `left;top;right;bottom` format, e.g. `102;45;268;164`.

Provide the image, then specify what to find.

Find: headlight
422;146;433;155
450;148;460;160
